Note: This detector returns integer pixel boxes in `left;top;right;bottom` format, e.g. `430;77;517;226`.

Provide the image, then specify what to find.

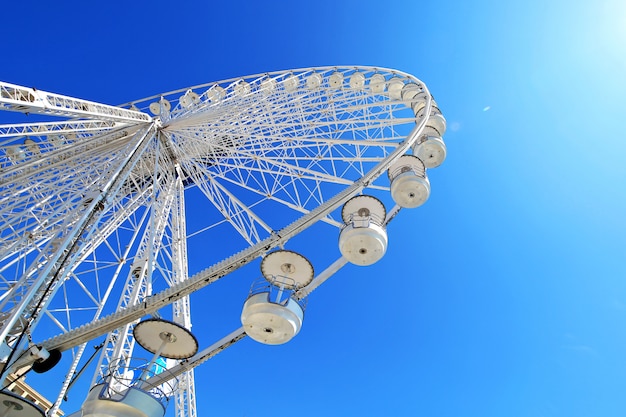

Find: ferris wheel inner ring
34;67;433;354
127;67;432;197
0;66;435;374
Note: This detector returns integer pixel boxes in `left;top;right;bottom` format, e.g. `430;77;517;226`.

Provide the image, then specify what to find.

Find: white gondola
81;319;197;417
241;250;312;345
349;72;365;89
338;195;388;266
283;74;299;92
306;73;322;90
413;134;446;169
328;72;344;89
412;98;447;168
369;73;386;94
179;90;199;109
387;77;405;100
148;99;171;116
234;81;250;97
241;293;304;345
387;155;430;208
206;85;225;102
260;77;277;94
401;83;427;114
81;383;167;417
5;145;25;162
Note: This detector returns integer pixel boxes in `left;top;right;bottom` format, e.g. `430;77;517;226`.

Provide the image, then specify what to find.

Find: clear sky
3;1;626;416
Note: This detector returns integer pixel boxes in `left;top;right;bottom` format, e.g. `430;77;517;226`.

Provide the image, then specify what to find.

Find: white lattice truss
0;66;434;417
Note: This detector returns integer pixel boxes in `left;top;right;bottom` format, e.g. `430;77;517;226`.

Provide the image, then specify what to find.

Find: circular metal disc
0;392;44;417
149;102;160;115
133;318;198;359
341;195;386;224
260;250;314;289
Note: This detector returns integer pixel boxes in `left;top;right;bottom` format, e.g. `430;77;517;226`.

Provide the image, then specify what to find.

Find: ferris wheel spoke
0;120;123;140
0;125;144;201
185;152;351;209
0;65;446;417
157;71;416;239
0;131;152;271
183;146;391;224
37;111;422;355
181;162;271;245
0;81;151;123
92;171;180;386
144;203;403;390
38;192;153;336
0;123;158;348
207;174;345;228
43;203;153;339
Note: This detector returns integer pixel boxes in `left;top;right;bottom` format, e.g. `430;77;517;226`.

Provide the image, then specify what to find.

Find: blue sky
3;1;626;416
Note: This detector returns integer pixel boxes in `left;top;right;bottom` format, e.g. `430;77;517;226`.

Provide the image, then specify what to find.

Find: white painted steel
339;221;388;266
0;65;440;417
390;172;430;208
413;135;447;168
388;155;430;208
412;99;447;168
260;250;314;289
81;384;165;417
141;205;403;391
339;195;388;265
0;82;150;123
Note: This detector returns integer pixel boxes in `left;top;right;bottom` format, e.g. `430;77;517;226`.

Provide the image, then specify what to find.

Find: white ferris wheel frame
0;65;436;417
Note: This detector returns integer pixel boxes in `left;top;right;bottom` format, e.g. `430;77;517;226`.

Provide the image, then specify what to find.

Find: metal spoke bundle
0;66;446;417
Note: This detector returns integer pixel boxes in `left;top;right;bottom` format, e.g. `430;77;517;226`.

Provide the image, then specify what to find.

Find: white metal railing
98;358;178;407
247;275;307;310
344;211;386;229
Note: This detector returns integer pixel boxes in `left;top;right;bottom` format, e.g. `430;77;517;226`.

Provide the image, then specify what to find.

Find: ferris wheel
0;66;446;417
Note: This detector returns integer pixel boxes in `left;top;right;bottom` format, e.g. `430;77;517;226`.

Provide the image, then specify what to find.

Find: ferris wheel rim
0;66;433;346
119;65;423;109
37;92;432;355
0;66;437;417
